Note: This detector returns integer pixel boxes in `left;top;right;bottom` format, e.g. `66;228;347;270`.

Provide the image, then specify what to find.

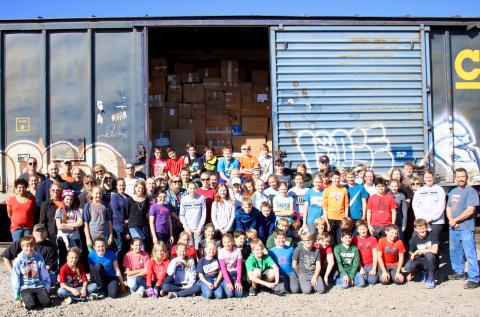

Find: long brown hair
214;183;231;204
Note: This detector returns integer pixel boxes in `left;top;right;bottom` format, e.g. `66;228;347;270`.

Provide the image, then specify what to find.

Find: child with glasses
239;144;260;180
196;172;216;224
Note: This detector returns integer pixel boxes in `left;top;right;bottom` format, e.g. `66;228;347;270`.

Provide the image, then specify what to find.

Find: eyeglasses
241;148;250;151
201;178;210;181
104;177;112;181
85;181;94;185
28;162;37;166
413;182;421;185
172;180;181;183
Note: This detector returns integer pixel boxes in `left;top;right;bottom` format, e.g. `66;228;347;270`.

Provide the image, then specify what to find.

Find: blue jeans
127;276;147;295
57;283;98;301
336;272;366;288
360;264;378;285
161;275;200;298
199;277;224;299
11;227;32;241
129;226;149;250
449;229;480;283
113;225;125;256
221;271;244;298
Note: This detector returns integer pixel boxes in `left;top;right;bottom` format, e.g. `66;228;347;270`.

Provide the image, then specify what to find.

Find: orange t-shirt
376;237;405;267
322;185;349;220
7;195;36;232
61;173;75;183
239;155;259;176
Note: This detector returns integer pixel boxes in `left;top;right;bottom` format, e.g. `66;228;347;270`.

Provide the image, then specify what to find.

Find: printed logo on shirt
340;252;355;265
416;241;432;251
385;247;397;254
310;196;323;206
202;261;219;275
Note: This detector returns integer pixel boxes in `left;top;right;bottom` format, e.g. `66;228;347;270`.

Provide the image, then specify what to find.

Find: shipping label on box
252;70;269;86
177;103;192;119
254;86;270;103
180;72;200;83
151;58;168;77
167;85;182;102
183;84;204;103
150;77;167;95
221;60;239;83
225;88;241;110
242;117;269;135
170;129;195;146
191;103;206;118
199;68;220;80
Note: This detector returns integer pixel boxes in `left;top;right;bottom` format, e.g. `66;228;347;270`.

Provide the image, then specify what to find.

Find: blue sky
1;0;479;19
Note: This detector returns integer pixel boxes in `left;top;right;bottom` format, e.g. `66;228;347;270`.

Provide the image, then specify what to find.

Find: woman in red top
145;241;170;298
7;178;36;241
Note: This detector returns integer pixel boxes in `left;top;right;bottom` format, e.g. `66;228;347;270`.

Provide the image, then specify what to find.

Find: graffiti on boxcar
296;124;394;172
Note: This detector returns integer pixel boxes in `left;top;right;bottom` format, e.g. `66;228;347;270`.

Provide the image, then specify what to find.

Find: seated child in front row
404;218;438;289
352;220;378;285
246;240;285;296
334;230;365;288
219;233;244;298
58;247;99;303
162;244;200;299
170;231;196;259
145;242;170;298
268;230;300;294
314;232;335;287
376;224;405;285
197;241;224;299
123;238;150;297
11;236;51;310
292;232;324;294
266;218;292;249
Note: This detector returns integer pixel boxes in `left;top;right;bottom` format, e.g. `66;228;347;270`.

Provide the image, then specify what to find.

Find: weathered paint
271;25;428;174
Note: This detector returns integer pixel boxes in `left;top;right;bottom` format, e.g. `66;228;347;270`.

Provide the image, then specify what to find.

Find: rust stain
293;81;299;87
285;122;291;128
302;89;308;96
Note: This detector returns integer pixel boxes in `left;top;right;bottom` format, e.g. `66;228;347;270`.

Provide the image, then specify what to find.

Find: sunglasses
96;170;105;173
85;181;94;185
51;189;61;192
201;178;210;181
28;162;37;166
413;182;421;185
172;180;181;183
104;177;112;180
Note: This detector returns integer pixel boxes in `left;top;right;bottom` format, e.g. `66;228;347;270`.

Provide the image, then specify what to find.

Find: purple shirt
149;203;171;235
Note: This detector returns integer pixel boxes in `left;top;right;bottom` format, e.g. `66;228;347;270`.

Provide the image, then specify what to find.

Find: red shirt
196;188;216;223
59;263;88;288
146;258;170;287
166;156;186;177
352;235;377;266
367;194;397;226
7;195;36;232
376;237;405;267
123;251;150;271
314;244;332;261
170;244;196;258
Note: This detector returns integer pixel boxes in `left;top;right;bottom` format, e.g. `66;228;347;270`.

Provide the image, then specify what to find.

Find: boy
268;230;300;294
196;172;216;224
239;144;260;180
252;179;269;211
404;218;438;288
179;182;207;250
334;230;364;288
257;201;276;243
323;170;349;245
292;232;324;294
376;224;405;285
234;230;250;261
292;163;313;188
290;219;302;248
258;144;273;183
352;220;378;285
314;232;335;287
288;172;309;219
166;148;186;179
266;217;293;249
274;159;291;185
246;240;285;296
389;179;407;240
201;146;218;174
235;198;259;231
367;179;397;238
346;171;368;221
11;236;51;310
217;146;240;183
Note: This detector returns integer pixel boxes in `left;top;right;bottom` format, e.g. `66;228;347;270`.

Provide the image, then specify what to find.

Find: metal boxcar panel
271;26;428;174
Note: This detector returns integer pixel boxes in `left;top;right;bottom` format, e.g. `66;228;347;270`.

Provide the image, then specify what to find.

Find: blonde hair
151;241;169;262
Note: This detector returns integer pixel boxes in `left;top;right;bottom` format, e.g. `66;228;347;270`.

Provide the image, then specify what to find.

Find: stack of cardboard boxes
149;58;272;155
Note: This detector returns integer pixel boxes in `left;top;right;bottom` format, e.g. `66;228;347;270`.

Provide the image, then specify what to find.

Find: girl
149;147;167;178
218;233;244;298
211;183;236;235
314;232;335;287
288;172;308;220
389;180;407;240
58;247;98;303
302;173;327;234
179;182;206;250
162;243;200;298
263;174;279;204
149;190;174;245
84;185;113;248
145;242;170;298
363;170;377;196
313;217;327;240
272;181;294;223
171;231;197;258
123;238;150;297
390;168;413;204
197;241;224;299
198;223;220;258
242;179;255;200
126;180;150;249
7;178;36;241
55;189;83;251
251;179;269;211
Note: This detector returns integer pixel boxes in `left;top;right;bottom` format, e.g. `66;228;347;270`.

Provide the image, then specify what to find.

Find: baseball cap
62;189;75;199
34;223;46;231
125;162;134;169
231;177;241;185
319;155;330;164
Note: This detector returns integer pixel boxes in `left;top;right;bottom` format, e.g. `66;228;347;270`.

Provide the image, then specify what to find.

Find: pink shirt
218;247;242;272
123;251;150;271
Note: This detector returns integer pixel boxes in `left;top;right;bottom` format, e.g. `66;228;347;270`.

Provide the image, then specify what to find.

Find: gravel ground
1;243;480;316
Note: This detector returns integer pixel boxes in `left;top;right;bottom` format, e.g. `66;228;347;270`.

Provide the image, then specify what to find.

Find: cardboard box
240;82;253;103
203;78;222;87
177;103;192;119
170;129;196;146
149;94;166;108
225;88;241;110
199;68;220;80
150;77;167;95
252;70;269;86
221;60;239;83
205;126;232;140
167;85;182;102
205;88;225;105
180;72;200;84
150;106;178;131
232;135;266;154
242;117;269;135
174;63;195;74
152;131;170;147
241;102;271;117
191;103;205;118
206;108;229;117
206;115;231;127
178;118;206;144
183;84;204;103
230;111;241;125
151;58;168;77
254;86;270;103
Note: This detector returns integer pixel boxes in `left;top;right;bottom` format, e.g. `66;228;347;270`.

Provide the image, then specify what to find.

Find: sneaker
448;272;466;280
167;292;177;299
426;280;436;289
419;272;427;282
159;290;167;297
249;287;257;297
87;293;99;301
97;293;106;300
63;297;73;305
272;285;286;296
464;281;479;289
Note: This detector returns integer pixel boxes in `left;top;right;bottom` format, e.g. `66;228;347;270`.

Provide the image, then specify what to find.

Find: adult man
446;168;479;289
318;155;335;174
35;162;66;207
69;166;84;196
59;160;74;183
18;157;46;183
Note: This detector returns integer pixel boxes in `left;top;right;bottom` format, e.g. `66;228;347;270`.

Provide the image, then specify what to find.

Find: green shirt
333;244;360;279
245;254;275;272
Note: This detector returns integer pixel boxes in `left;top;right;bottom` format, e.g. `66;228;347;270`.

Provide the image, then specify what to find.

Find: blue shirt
447;186;479;231
216;157;240;178
269;246;295;276
88;249;117;277
348;184;368;220
304;188;324;225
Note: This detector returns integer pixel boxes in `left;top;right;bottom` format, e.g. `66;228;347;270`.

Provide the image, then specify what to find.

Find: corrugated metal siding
271;26;427;174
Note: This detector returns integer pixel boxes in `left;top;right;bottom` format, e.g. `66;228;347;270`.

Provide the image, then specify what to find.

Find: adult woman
78;175;97;208
211;183;236;235
389;168;413;204
166;175;185;239
39;181;64;242
412;170;446;242
7;178;36;241
110;178;129;258
27;175;39;197
93;164;107;184
404;176;424;243
126;180;150;248
145;177;157;202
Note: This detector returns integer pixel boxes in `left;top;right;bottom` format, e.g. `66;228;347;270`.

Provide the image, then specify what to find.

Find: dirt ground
1;240;480;317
